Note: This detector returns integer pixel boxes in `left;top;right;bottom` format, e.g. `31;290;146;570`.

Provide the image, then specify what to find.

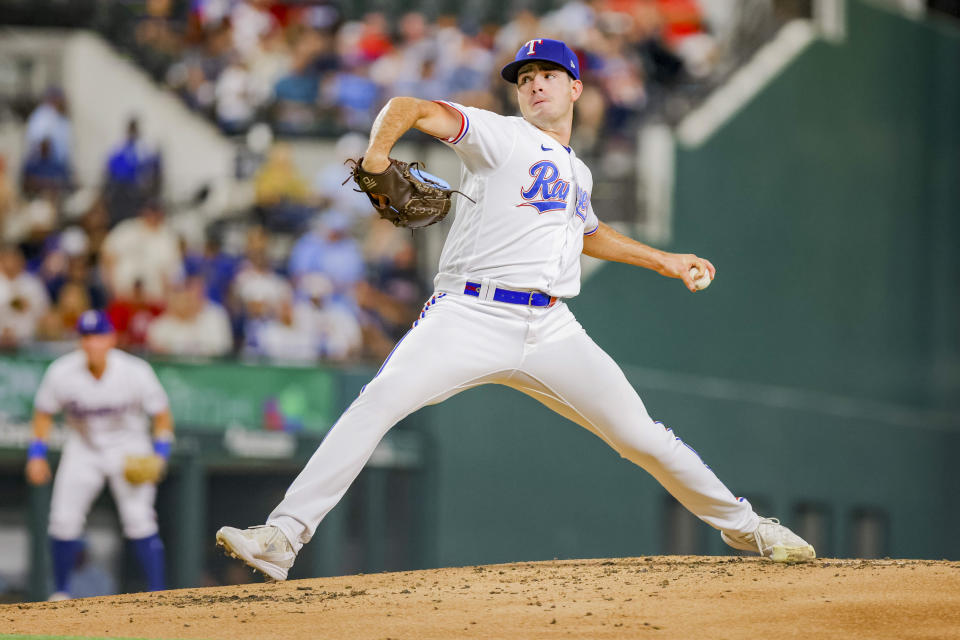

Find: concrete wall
62;32;237;204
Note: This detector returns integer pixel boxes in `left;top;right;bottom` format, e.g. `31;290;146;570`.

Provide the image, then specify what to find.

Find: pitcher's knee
610;434;664;464
606;419;677;465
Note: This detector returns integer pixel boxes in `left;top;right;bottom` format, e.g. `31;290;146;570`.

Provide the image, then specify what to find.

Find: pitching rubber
770;543;817;563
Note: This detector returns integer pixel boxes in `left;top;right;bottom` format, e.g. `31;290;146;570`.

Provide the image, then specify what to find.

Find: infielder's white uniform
267;102;761;550
34;349;170;540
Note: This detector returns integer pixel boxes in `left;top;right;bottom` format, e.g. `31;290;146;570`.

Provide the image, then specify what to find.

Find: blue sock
130;534;166;591
50;538;81;594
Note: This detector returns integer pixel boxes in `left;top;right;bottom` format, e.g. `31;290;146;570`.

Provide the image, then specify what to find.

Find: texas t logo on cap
500;38;580;83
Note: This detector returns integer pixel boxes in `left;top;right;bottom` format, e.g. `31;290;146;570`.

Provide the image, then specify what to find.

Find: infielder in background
25;310;173;599
218;38;814;579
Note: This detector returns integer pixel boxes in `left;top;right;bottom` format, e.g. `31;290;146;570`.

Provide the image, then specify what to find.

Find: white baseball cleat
216;525;296;581
721;517;816;562
47;591;71;601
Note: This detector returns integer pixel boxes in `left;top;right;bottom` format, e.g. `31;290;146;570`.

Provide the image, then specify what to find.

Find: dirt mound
5;557;960;640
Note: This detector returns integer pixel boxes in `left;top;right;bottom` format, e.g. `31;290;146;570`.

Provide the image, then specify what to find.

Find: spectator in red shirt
105;279;165;350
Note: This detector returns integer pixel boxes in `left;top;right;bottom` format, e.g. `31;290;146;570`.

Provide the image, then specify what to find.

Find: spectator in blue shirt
272;29;329;134
22;138;72;198
104;117;163;225
25;87;72;167
106;118;162;187
288;209;364;298
323;64;380;131
183;232;242;306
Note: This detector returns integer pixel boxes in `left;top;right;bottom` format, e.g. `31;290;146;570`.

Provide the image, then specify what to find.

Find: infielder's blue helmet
77;310;114;335
501;38;580;84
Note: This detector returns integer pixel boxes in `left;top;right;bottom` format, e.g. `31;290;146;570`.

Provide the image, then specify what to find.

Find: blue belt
463;282;557;307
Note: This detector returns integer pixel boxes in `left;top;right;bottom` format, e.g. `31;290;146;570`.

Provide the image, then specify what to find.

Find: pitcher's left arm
582;222;715;292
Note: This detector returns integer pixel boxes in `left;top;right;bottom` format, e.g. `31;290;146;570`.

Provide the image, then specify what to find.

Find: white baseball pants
49;433;158;540
268;291;759;551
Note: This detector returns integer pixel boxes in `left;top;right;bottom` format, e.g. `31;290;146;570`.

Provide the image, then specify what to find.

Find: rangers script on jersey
432;101;599;298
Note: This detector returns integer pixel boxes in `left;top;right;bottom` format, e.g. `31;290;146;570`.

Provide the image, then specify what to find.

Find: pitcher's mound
6;556;960;640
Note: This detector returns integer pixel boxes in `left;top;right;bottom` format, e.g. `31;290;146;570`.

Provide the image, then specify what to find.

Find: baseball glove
345;157;469;229
123;454;166;485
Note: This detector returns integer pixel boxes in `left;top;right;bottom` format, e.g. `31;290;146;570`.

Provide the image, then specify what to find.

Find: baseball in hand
689;266;712;291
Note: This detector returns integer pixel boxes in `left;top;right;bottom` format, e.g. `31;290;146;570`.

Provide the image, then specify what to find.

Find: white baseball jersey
34;349;169;450
433;101;600;299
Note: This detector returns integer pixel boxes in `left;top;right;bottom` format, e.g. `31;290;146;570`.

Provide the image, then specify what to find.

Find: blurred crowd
0;0;792;364
0;89;425;363
124;0;778;144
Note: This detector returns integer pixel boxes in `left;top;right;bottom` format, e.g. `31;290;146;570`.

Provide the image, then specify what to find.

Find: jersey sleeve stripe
433;101;469;144
584;223;600;236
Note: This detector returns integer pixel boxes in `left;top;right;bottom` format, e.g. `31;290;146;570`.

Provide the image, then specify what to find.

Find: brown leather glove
123;454;166;485
346;157;463;229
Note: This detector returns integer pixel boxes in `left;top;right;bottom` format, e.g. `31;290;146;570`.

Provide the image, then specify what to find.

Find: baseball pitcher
25;310;173;599
217;39;814;580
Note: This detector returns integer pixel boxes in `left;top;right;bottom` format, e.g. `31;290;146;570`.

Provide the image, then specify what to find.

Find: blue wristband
27;440;48;460
153;439;172;460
